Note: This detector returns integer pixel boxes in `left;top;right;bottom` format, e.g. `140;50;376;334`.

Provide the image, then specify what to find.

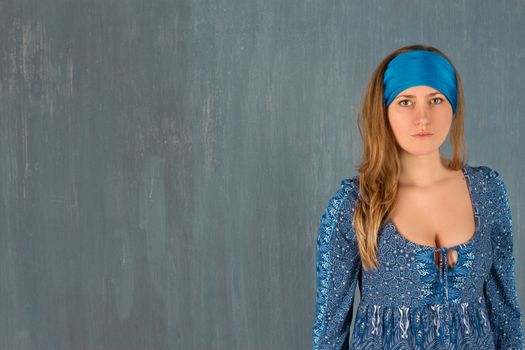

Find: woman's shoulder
322;174;360;212
319;176;361;243
332;164;507;200
338;165;503;189
468;163;502;180
468;163;508;193
334;165;506;205
466;164;510;222
340;174;360;189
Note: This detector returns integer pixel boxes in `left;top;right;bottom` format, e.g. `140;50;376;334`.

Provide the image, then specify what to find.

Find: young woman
311;45;525;349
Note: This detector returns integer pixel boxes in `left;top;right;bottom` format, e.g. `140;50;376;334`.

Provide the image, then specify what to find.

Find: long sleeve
483;168;525;349
312;180;362;350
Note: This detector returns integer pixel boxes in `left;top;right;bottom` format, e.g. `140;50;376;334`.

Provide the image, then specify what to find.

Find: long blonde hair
353;44;467;271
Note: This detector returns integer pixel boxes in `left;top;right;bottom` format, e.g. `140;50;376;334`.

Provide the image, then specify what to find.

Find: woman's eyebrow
396;92;443;99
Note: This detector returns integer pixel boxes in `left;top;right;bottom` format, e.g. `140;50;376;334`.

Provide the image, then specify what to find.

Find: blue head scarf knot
383;50;458;117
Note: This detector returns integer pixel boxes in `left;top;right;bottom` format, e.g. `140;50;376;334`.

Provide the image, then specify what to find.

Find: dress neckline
385;164;480;251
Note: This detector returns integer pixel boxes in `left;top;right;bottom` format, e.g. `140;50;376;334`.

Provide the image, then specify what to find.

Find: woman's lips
413;133;433;138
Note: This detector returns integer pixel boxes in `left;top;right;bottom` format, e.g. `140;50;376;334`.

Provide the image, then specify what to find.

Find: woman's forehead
396;85;443;96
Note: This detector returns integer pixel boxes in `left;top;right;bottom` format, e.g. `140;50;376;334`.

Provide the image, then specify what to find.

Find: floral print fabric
311;164;525;349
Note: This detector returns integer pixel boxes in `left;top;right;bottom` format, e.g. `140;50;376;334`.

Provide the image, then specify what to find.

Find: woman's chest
387;171;476;252
358;219;494;307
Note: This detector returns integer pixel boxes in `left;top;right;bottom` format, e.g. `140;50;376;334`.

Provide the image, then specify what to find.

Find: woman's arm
311;180;362;350
483;168;525;349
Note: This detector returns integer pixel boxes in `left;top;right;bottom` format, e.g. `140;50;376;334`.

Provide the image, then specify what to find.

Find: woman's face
386;85;453;156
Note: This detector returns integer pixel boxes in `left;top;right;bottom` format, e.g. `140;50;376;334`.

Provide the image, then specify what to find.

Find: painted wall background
1;1;524;349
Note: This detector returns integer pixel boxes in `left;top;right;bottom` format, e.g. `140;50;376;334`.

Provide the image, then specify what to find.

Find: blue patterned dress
311;164;525;349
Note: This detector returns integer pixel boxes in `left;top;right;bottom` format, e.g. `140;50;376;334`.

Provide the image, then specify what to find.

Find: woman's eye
398;97;443;107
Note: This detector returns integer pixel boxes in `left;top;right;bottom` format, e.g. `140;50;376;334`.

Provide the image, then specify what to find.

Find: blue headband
383;50;458;117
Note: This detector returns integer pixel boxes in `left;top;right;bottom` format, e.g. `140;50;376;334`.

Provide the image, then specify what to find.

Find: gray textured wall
1;0;524;349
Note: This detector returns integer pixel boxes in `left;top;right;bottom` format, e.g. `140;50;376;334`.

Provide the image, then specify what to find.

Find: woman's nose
414;102;431;120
